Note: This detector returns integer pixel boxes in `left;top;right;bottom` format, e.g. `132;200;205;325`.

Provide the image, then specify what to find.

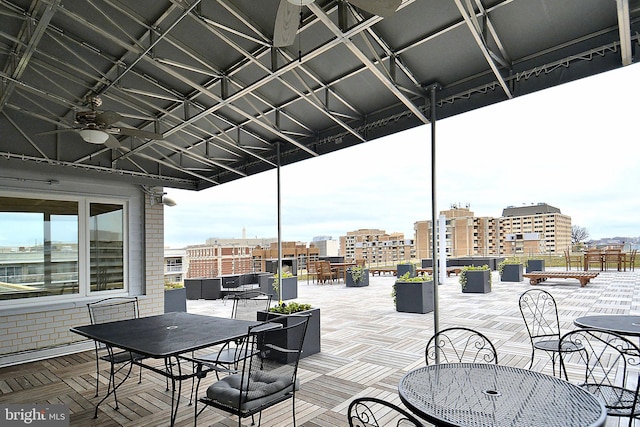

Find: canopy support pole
276;142;283;304
427;84;440;362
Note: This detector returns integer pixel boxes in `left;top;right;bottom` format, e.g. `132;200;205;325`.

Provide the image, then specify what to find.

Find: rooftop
1;266;638;426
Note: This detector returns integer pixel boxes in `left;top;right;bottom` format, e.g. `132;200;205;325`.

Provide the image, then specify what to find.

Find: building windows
0;195;126;302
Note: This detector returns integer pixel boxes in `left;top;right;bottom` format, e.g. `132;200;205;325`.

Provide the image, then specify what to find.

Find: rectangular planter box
501;264;523;282
184;279;202;300
260;276;298;301
257;308;320;362
164;287;186;313
462;270;491;293
345;268;369;287
526;259;545;273
397;264;416;278
395;280;434;314
201;278;221;300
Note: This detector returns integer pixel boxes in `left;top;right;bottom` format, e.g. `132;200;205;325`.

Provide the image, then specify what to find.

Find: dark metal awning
0;0;638;190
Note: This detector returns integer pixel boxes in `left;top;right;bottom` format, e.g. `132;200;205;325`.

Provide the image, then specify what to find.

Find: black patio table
71;311;259;426
574;315;640;337
398;363;606;427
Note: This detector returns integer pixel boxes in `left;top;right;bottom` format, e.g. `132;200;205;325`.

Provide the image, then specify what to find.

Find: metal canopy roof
1;0;638;190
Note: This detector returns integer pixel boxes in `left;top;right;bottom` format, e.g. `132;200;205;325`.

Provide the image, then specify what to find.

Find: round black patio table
398;363;606;427
574;315;640;337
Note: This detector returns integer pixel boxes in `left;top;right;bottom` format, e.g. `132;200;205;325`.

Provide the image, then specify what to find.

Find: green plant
392;273;432;306
459;265;491;289
269;302;312;314
349;265;366;283
498;258;522;276
272;271;294;295
164;282;184;290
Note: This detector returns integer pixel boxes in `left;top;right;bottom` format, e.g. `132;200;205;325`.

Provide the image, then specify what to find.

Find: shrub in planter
392;273;434;314
498;259;523;282
459;265;492;293
346;266;369;287
257;302;320;361
260;271;298;301
397;262;417;278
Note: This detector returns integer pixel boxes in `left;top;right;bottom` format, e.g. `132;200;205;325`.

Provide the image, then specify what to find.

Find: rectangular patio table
71;312;259;426
330;261;356;282
398;363;606;427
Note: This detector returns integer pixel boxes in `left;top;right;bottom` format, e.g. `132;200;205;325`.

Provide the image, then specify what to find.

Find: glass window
0;197;78;300
0;196;127;301
90;203;124;292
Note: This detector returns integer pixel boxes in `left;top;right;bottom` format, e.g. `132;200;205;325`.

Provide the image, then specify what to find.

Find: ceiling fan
273;0;402;47
39;95;164;149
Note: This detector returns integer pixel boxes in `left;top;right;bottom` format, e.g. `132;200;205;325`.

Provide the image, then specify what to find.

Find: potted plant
392;272;434;314
498;259;523;282
260;271;298;301
397;261;417;278
526;259;545;273
346;265;369;287
459;265;492;293
257;302;320;361
164;282;186;312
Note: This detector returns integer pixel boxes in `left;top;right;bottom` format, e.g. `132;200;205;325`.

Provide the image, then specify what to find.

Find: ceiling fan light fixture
79;129;109;144
287;0;314;4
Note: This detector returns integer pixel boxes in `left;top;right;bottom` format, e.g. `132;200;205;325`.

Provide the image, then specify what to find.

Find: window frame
0;190;130;307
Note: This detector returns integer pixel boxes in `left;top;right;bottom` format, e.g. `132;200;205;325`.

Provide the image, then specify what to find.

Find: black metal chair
347;397;424;427
194;314;309;427
519;289;582;378
425;326;498;365
87;297;146;410
559;328;640;426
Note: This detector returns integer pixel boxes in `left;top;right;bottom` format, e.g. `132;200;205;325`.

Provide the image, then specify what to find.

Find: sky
164;64;640;248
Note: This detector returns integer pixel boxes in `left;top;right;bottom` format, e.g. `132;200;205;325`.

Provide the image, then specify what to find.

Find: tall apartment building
414;206;499;258
500;203;572;254
414;203;571;258
340;228;414;264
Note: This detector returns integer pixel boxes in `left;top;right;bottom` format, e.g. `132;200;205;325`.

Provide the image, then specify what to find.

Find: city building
340;229;414;265
311;236;340;257
414;203;571;259
186;237;276;278
164;247;187;284
500;203;572;255
252;242;320;274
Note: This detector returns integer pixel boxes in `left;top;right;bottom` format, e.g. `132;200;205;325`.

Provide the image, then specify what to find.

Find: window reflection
90;203;124;292
0;197;78;299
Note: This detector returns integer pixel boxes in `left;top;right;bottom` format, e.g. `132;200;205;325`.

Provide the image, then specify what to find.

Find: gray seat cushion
206;371;298;412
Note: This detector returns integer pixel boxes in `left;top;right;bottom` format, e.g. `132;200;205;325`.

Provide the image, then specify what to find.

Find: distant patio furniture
604;248;623;271
425;326;498;365
523;271;599;287
584;249;604;271
317;260;338;284
564;249;583;270
307;259;318;284
625;249;637;271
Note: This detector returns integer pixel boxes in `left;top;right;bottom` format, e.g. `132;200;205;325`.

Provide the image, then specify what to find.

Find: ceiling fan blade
111;127;164;140
96;110;122;126
347;0;401;18
104;135;122;149
36;128;77;136
273;0;300;47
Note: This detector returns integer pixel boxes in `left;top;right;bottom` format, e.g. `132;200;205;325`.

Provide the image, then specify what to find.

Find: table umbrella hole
483;389;502;397
166;325;178;330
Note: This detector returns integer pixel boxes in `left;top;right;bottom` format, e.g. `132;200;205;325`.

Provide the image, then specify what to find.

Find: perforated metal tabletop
398;363;606;427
